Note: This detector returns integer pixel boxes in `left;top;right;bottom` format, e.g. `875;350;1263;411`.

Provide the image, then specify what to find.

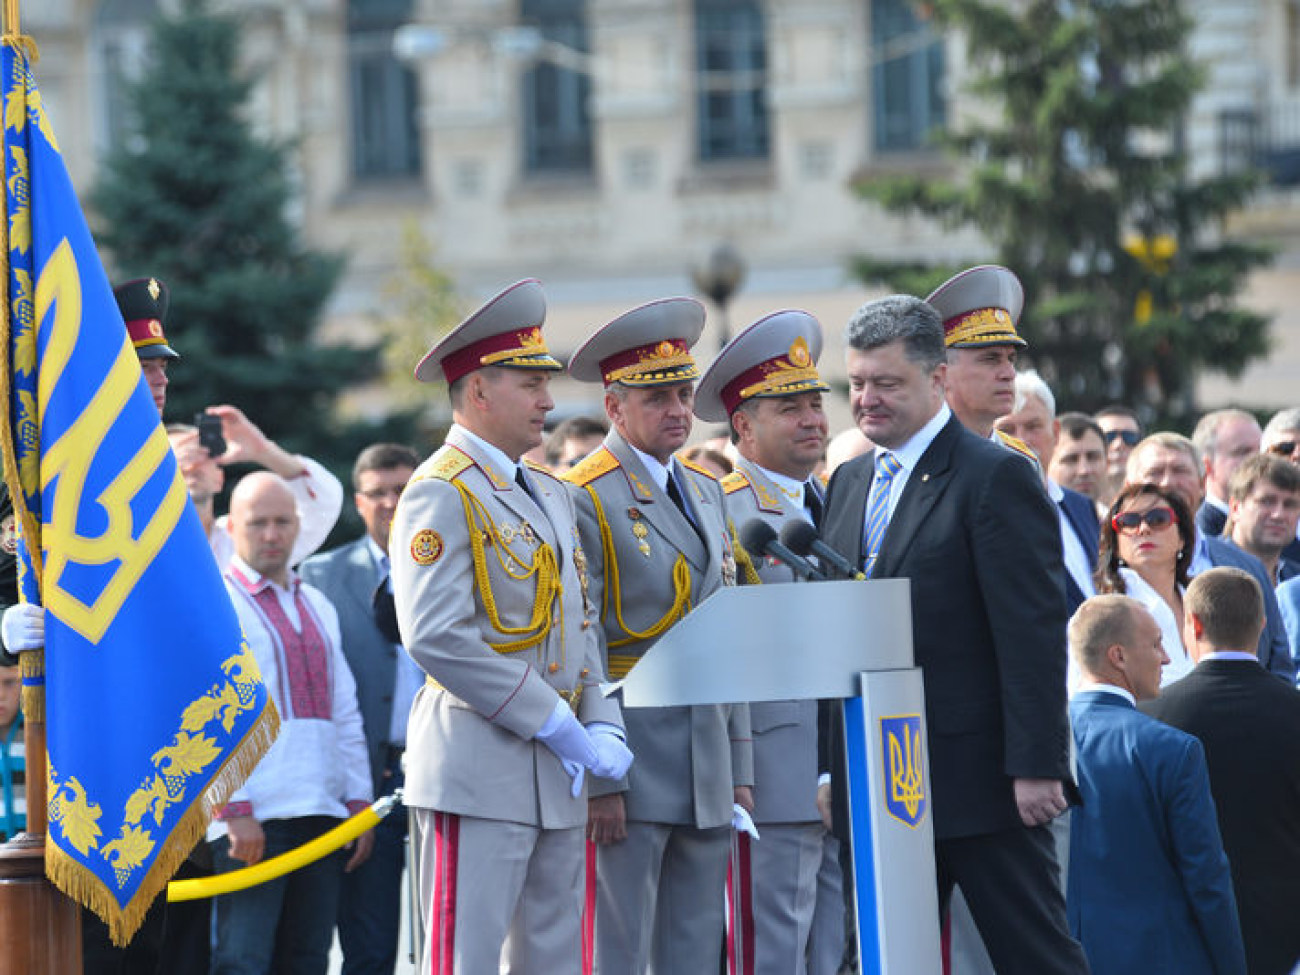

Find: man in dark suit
1067;594;1245;975
994;369;1099;612
1126;433;1296;681
1224;454;1300;585
1192;409;1261;539
1143;567;1300;975
300;443;423;975
821;294;1087;974
1261;408;1300;565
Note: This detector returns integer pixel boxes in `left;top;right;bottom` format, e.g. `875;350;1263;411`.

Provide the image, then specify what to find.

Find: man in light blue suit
300;443;424;975
1067;594;1245;975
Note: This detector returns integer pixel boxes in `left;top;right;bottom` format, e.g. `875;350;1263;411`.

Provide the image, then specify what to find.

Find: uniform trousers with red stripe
726;824;825;975
413;808;586;975
592;821;731;974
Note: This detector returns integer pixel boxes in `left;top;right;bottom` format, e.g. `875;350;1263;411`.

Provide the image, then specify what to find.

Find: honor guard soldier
927;265;1040;466
389;280;631;975
116;276;179;416
564;298;755;975
695;311;846;975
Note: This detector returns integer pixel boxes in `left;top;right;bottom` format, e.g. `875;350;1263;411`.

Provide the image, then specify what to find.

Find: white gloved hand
731;803;760;840
561;759;585;799
588;724;634;780
2;603;44;653
535;700;598;769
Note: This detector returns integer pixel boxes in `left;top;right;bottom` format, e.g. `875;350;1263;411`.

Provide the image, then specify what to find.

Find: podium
609;578;941;975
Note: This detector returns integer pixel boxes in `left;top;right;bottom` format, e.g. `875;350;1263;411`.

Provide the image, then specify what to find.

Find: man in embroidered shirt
210;472;373;975
300;443;425;975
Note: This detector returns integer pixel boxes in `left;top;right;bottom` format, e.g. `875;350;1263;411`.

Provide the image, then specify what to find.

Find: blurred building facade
25;0;1300;424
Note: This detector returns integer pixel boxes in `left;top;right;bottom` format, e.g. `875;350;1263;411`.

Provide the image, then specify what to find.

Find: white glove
731;803;760;840
588;724;634;780
2;603;44;653
560;760;585;799
535;700;598;769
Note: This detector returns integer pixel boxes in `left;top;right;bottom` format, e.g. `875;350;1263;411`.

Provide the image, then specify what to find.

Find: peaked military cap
694;309;829;422
567;297;705;387
415;279;562;385
926;265;1026;349
114;277;178;360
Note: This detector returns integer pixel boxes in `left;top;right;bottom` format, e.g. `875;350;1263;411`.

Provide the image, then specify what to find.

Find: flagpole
0;2;80;970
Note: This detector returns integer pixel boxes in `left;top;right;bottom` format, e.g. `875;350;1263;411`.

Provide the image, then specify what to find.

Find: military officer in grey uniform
390;279;633;975
564;298;754;975
696;309;845;975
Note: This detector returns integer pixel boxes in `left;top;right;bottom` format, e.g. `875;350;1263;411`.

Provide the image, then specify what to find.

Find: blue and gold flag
0;37;277;942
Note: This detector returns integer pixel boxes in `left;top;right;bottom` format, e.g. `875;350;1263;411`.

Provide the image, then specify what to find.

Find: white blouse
1119;567;1191;686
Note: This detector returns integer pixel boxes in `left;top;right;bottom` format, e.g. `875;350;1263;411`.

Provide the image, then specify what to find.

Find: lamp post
691;243;747;353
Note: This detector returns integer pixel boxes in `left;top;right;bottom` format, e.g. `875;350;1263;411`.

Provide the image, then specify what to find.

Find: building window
871;0;945;152
521;0;594;175
92;0;159;157
694;0;770;162
348;0;422;182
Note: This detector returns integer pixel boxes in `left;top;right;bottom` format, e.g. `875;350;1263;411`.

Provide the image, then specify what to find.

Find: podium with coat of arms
609;577;941;975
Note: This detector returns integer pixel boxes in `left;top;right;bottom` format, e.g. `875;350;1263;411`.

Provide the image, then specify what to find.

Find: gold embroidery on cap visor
410;529;445;566
477;327;562;370
734;338;828;401
943;307;1025;348
602;343;699;386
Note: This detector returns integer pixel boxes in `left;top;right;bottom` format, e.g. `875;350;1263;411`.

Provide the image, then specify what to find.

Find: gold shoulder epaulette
680;456;720;480
563;447;618;487
427;447;474;482
994;429;1040;464
721;471;750;495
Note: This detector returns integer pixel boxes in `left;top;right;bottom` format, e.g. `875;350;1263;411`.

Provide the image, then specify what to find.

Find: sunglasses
1267;441;1300;458
1111;506;1177;534
1103;429;1140;447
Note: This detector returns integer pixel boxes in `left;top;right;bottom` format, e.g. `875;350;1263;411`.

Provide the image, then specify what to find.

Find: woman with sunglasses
1095;483;1196;685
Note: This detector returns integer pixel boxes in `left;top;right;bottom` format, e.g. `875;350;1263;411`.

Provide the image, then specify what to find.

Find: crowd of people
3;262;1300;975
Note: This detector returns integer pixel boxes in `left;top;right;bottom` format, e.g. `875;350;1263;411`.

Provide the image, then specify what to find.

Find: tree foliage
91;0;372;460
855;0;1273;424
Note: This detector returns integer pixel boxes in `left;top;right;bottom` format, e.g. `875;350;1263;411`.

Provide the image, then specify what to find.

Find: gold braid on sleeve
453;480;564;655
584;484;691;648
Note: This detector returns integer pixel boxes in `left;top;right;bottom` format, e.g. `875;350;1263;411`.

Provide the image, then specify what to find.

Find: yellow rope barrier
166;793;401;902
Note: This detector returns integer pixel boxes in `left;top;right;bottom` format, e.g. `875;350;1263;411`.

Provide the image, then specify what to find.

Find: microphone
779;519;866;581
739;518;827;582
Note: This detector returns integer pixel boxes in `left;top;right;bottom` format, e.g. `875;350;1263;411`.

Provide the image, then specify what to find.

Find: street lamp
691;243;747;353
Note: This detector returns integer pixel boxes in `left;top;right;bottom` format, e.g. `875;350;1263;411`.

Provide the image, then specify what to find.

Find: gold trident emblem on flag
882;715;926;827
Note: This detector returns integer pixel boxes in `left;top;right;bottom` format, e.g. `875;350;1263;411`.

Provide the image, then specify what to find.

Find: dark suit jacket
300;537;401;799
1196;501;1228;540
1058;486;1100;611
1201;536;1296;682
1143;661;1300;975
1068;691;1245;975
822;414;1072;839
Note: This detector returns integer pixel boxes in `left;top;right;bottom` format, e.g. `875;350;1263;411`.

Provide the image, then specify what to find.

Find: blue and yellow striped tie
862;452;902;577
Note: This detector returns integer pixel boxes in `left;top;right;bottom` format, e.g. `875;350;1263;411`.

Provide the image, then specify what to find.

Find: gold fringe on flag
45;703;280;946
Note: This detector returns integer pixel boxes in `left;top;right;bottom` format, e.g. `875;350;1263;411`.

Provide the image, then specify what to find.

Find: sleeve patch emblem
410;529;444;566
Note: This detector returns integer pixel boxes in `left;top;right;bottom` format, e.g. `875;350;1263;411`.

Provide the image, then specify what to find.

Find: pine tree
855;0;1273;425
91;0;371;458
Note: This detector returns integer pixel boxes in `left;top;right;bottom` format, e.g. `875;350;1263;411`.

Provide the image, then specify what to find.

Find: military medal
628;507;651;557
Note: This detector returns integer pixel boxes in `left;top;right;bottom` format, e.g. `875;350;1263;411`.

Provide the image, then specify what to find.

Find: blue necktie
862;453;902;577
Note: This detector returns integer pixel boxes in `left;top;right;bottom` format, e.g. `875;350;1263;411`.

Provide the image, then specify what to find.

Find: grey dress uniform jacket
565;430;753;828
721;459;821;825
390;426;622;830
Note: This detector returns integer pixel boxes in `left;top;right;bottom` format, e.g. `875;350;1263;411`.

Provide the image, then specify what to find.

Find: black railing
1218;105;1300;185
